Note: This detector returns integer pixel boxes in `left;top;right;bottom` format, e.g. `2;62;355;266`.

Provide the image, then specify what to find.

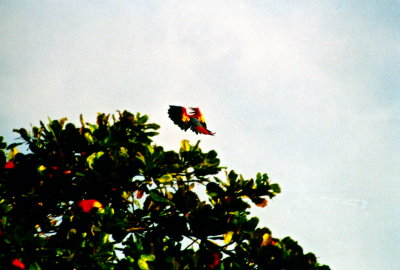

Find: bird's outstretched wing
168;105;191;131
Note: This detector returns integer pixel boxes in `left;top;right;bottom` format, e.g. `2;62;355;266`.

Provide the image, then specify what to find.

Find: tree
0;111;330;269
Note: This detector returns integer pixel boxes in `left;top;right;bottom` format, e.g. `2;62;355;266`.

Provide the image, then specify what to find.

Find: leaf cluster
0;111;330;269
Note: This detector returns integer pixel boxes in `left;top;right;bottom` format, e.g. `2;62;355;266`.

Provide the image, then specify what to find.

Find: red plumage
168;105;215;135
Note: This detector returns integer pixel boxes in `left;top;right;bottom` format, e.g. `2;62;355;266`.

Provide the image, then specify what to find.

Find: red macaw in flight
168;105;215;135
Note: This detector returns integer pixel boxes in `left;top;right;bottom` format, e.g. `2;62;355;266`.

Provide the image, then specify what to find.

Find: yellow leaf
261;233;271;246
86;151;104;169
136;152;146;165
138;254;155;270
147;145;154;155
84;132;94;144
224;231;234;244
93;201;103;209
102;233;109;243
180;140;190;152
166;192;174;200
8;147;18;160
122;191;131;200
126;227;146;232
59;117;68;127
67;228;77;240
37;165;46;173
119;147;129;157
86;153;96;169
158;174;173;183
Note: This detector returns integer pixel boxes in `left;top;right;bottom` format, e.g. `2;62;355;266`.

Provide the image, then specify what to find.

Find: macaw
168;105;215;135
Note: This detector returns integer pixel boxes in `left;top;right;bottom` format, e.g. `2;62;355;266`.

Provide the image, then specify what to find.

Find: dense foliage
0;111;330;269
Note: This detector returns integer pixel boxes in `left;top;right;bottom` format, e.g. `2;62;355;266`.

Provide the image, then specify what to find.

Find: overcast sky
1;1;399;269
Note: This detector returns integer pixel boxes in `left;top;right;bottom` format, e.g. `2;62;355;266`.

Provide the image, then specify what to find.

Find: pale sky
1;1;399;269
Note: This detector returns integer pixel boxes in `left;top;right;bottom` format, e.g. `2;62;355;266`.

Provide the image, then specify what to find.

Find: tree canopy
0;111;330;269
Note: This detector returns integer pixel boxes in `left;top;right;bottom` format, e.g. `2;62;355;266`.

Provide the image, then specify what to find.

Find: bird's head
189;107;200;115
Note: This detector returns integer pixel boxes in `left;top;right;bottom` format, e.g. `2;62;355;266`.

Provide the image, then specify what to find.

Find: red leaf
4;161;15;169
78;199;103;213
136;190;144;199
256;198;268;208
12;258;25;269
208;252;221;269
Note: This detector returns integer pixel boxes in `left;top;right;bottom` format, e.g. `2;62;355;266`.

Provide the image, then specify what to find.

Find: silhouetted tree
0;111;330;269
